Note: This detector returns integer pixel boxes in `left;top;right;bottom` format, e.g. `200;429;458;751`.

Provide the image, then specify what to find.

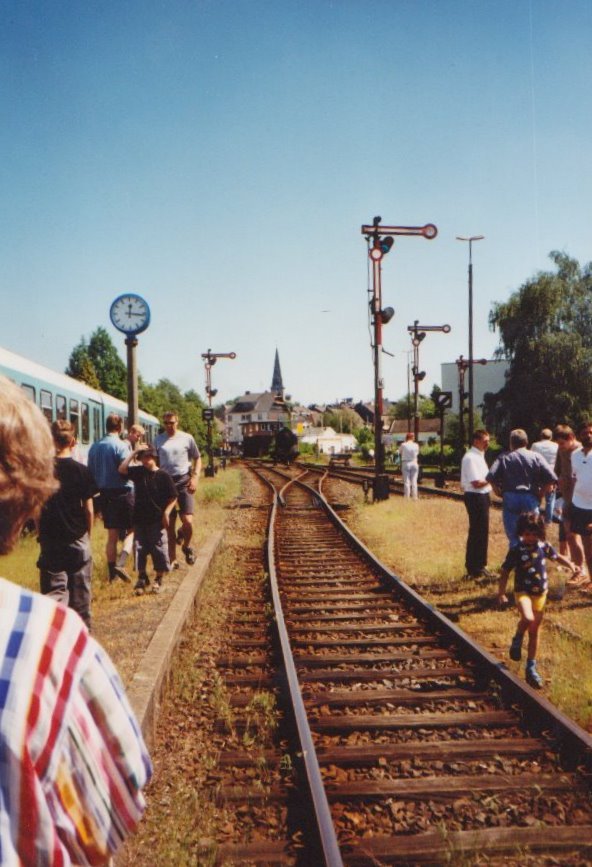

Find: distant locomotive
273;426;299;465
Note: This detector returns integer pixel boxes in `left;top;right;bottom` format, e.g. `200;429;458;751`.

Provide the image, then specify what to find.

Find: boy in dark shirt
38;420;97;628
118;446;177;595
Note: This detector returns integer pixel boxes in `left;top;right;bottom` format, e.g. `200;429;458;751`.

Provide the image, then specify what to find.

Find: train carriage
0;345;159;455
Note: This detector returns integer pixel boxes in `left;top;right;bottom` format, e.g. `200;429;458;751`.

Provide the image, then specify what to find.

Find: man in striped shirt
0;375;152;865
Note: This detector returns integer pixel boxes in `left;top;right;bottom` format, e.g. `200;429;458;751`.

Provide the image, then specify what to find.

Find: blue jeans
543;489;556;524
502;491;540;548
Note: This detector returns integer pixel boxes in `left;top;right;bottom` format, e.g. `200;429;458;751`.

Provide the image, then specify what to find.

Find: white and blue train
0;345;159;455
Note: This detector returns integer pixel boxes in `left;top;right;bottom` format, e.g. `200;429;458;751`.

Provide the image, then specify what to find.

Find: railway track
216;463;592;865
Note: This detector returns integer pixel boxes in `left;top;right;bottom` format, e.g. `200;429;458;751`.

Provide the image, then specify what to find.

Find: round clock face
109;294;150;335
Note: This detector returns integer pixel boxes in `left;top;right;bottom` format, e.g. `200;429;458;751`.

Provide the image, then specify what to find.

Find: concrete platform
124;530;223;748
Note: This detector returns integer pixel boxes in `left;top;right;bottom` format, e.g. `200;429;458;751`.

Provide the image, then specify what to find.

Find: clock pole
126;335;139;428
109;294;150;430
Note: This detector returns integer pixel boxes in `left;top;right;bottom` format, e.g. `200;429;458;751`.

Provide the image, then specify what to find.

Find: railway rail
214;463;592;865
296;461;471;503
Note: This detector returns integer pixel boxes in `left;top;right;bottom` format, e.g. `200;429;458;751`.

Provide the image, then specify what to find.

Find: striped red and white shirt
0;577;152;865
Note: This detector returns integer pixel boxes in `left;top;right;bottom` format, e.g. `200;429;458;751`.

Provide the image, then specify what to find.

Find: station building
226;350;291;456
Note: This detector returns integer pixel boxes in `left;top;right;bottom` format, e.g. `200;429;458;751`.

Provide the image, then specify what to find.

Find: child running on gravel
497;511;580;688
118;445;177;595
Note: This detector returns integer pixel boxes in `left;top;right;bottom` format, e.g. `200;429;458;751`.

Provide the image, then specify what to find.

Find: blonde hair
128;424;145;437
0;376;58;553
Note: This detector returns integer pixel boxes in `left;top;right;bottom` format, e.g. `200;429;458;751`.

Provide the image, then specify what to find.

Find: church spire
271;349;284;398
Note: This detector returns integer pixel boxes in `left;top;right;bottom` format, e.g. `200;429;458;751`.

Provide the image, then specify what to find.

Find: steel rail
299;459;505;506
247;462;592;862
253;461;592;767
250;465;344;867
310;471;592;771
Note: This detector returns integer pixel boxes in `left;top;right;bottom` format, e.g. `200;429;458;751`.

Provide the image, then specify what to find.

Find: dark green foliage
485;252;592;440
65;343;101;389
66;327;127;399
388;389;438;420
139;379;208;448
322;407;362;434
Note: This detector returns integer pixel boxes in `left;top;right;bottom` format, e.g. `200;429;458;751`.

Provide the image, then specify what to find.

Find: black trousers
463;492;490;575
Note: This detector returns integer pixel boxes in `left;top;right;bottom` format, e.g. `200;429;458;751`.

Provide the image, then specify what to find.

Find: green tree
139;379;208;451
66;327;127;399
485;252;592;440
388;389;438;420
322;407;363;434
355;426;373;446
65;341;101;389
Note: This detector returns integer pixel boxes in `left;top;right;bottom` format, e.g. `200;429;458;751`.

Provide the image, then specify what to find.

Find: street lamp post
201;350;237;477
456;234;485;444
361;217;438;501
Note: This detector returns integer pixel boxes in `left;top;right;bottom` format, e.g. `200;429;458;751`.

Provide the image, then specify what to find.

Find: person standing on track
88;413;134;583
37;420;97;629
486;428;557;549
155;411;201;567
399;432;419;500
0;375;152;864
497;511;580;688
460;429;494;580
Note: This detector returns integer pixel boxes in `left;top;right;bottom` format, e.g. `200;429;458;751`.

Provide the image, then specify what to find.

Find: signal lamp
379;236;394;255
412;332;426;346
380;306;395;324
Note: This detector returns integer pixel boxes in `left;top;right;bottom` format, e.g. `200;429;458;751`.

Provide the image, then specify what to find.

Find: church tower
271;349;284;398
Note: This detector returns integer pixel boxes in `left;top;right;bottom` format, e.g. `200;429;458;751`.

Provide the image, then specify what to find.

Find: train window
40;390;53;423
92;405;101;442
69;399;80;436
81;403;90;443
56;395;67;420
21;383;36;401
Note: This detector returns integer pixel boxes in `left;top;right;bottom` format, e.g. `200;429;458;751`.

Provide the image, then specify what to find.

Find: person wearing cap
118;445;178;595
531;428;559;525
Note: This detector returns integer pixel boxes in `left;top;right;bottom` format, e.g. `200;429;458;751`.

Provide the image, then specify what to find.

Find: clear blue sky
2;0;591;406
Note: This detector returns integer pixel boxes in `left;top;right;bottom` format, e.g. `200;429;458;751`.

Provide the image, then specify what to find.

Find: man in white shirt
155;411;202;567
461;429;493;580
568;422;592;590
531;428;559;525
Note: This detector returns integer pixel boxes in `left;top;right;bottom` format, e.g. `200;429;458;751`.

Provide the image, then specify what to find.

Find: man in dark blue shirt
487;428;557;548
